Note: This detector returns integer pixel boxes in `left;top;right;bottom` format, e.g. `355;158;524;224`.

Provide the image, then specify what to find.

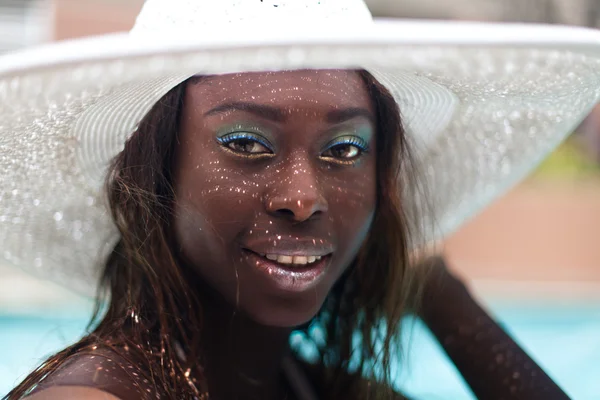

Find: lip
242;237;334;257
242;249;332;293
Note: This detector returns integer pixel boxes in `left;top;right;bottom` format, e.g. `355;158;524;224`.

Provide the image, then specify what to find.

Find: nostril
266;195;327;222
276;209;295;218
275;208;323;222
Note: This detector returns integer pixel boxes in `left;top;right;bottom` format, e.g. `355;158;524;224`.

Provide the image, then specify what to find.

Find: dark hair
6;70;419;399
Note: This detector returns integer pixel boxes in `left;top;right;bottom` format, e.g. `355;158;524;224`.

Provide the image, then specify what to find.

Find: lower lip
243;250;330;293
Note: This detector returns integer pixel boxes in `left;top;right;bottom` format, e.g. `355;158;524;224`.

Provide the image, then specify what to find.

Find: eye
217;132;273;156
324;144;361;159
321;136;369;163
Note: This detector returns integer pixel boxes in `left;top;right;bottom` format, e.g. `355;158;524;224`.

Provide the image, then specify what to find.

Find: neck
197;284;294;400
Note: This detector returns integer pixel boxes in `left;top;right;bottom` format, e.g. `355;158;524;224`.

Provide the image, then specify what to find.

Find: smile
262;254;323;265
241;238;334;268
245;249;331;268
241;247;333;293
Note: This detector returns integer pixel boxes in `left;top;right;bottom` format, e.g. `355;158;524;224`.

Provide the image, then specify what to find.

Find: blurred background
1;0;600;399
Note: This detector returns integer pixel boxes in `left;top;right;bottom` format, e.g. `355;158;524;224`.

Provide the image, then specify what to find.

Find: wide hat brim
1;20;600;297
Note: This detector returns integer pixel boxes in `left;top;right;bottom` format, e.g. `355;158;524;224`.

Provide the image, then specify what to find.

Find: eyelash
217;132;274;156
321;136;370;164
217;132;369;163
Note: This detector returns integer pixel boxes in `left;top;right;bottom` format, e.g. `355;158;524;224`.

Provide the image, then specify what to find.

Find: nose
264;165;328;223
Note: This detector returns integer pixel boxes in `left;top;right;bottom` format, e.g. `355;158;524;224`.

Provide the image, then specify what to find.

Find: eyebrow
204;102;375;124
326;107;375;125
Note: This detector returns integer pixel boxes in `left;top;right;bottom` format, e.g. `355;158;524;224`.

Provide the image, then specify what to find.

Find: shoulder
25;347;156;400
24;386;121;400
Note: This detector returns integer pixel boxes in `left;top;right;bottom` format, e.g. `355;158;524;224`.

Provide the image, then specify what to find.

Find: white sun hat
1;0;600;297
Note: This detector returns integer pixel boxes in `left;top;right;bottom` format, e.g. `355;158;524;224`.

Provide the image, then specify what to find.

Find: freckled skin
172;70;377;327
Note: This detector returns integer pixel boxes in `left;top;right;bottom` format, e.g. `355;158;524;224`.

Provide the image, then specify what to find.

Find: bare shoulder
24;347;157;400
24;386;121;400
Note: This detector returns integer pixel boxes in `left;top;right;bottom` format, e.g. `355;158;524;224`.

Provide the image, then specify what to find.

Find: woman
1;0;597;399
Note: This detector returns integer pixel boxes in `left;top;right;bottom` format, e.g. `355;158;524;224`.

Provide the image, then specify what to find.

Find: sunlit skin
170;70;378;399
172;70;377;327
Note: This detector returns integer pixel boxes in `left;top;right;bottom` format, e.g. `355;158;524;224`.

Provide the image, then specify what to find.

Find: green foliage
532;137;600;180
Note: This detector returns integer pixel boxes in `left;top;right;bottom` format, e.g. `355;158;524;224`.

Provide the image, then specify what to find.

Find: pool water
1;300;599;399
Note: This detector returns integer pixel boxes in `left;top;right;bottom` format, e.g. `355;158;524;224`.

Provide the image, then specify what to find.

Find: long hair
5;70;419;399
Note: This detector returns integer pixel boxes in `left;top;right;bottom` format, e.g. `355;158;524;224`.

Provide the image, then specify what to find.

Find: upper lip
242;238;334;257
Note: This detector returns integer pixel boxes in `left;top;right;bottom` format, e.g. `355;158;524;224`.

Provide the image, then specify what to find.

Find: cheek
172;148;263;260
325;168;376;255
327;168;376;221
330;177;373;204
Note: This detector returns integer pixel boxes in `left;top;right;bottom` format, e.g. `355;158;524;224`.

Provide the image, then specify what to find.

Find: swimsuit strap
281;354;320;400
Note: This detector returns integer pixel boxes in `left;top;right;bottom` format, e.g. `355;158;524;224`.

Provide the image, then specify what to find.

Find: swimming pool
1;300;599;399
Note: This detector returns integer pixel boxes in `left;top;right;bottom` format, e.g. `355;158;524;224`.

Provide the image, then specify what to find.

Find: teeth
293;256;308;265
264;254;324;265
278;255;293;264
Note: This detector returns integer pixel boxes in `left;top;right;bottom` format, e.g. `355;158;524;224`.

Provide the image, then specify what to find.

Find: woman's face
172;70;377;327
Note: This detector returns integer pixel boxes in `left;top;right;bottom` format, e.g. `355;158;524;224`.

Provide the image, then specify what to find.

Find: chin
245;300;323;329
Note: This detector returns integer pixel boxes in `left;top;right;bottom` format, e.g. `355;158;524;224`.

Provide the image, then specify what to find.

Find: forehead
186;70;373;113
